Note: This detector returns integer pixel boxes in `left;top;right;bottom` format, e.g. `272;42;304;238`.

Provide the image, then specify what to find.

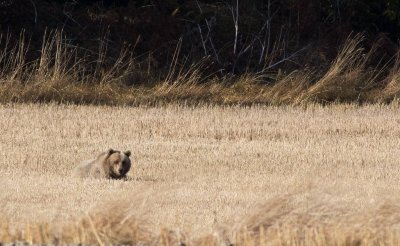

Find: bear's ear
124;150;131;157
107;148;116;156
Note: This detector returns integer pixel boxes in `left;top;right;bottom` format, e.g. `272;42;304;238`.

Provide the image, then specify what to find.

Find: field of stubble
1;103;400;245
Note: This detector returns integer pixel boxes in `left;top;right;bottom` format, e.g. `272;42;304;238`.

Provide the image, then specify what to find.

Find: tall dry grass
1;103;400;245
0;32;399;105
0;30;136;104
3;195;400;245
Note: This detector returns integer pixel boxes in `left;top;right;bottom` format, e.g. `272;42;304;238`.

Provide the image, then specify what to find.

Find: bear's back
72;159;102;178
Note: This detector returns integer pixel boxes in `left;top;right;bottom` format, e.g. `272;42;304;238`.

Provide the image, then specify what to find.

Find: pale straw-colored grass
1;103;400;245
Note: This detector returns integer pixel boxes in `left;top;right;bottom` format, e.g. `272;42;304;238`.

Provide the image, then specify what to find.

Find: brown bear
73;148;132;179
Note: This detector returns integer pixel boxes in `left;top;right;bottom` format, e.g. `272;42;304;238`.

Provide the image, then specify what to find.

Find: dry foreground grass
1;103;400;245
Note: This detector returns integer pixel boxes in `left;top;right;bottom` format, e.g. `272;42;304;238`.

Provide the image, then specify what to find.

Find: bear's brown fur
73;148;132;179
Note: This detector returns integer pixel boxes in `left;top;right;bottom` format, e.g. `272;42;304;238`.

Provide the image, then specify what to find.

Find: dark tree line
1;0;399;76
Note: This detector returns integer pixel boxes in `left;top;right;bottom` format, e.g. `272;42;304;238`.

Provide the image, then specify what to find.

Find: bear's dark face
107;151;132;179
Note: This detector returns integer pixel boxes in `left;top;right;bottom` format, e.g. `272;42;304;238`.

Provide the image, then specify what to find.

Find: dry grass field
1;103;400;245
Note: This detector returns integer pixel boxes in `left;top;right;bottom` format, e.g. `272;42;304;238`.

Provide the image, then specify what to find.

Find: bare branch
29;0;37;24
231;0;239;56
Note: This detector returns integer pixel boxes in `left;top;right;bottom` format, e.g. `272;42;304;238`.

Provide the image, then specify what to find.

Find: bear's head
105;148;132;179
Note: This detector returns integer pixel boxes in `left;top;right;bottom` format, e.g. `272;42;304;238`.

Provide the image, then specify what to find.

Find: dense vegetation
1;0;400;104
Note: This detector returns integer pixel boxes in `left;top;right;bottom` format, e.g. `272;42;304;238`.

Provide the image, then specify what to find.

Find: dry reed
0;32;399;105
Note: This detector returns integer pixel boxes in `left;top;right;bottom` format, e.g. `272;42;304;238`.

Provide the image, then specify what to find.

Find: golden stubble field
1;103;400;245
